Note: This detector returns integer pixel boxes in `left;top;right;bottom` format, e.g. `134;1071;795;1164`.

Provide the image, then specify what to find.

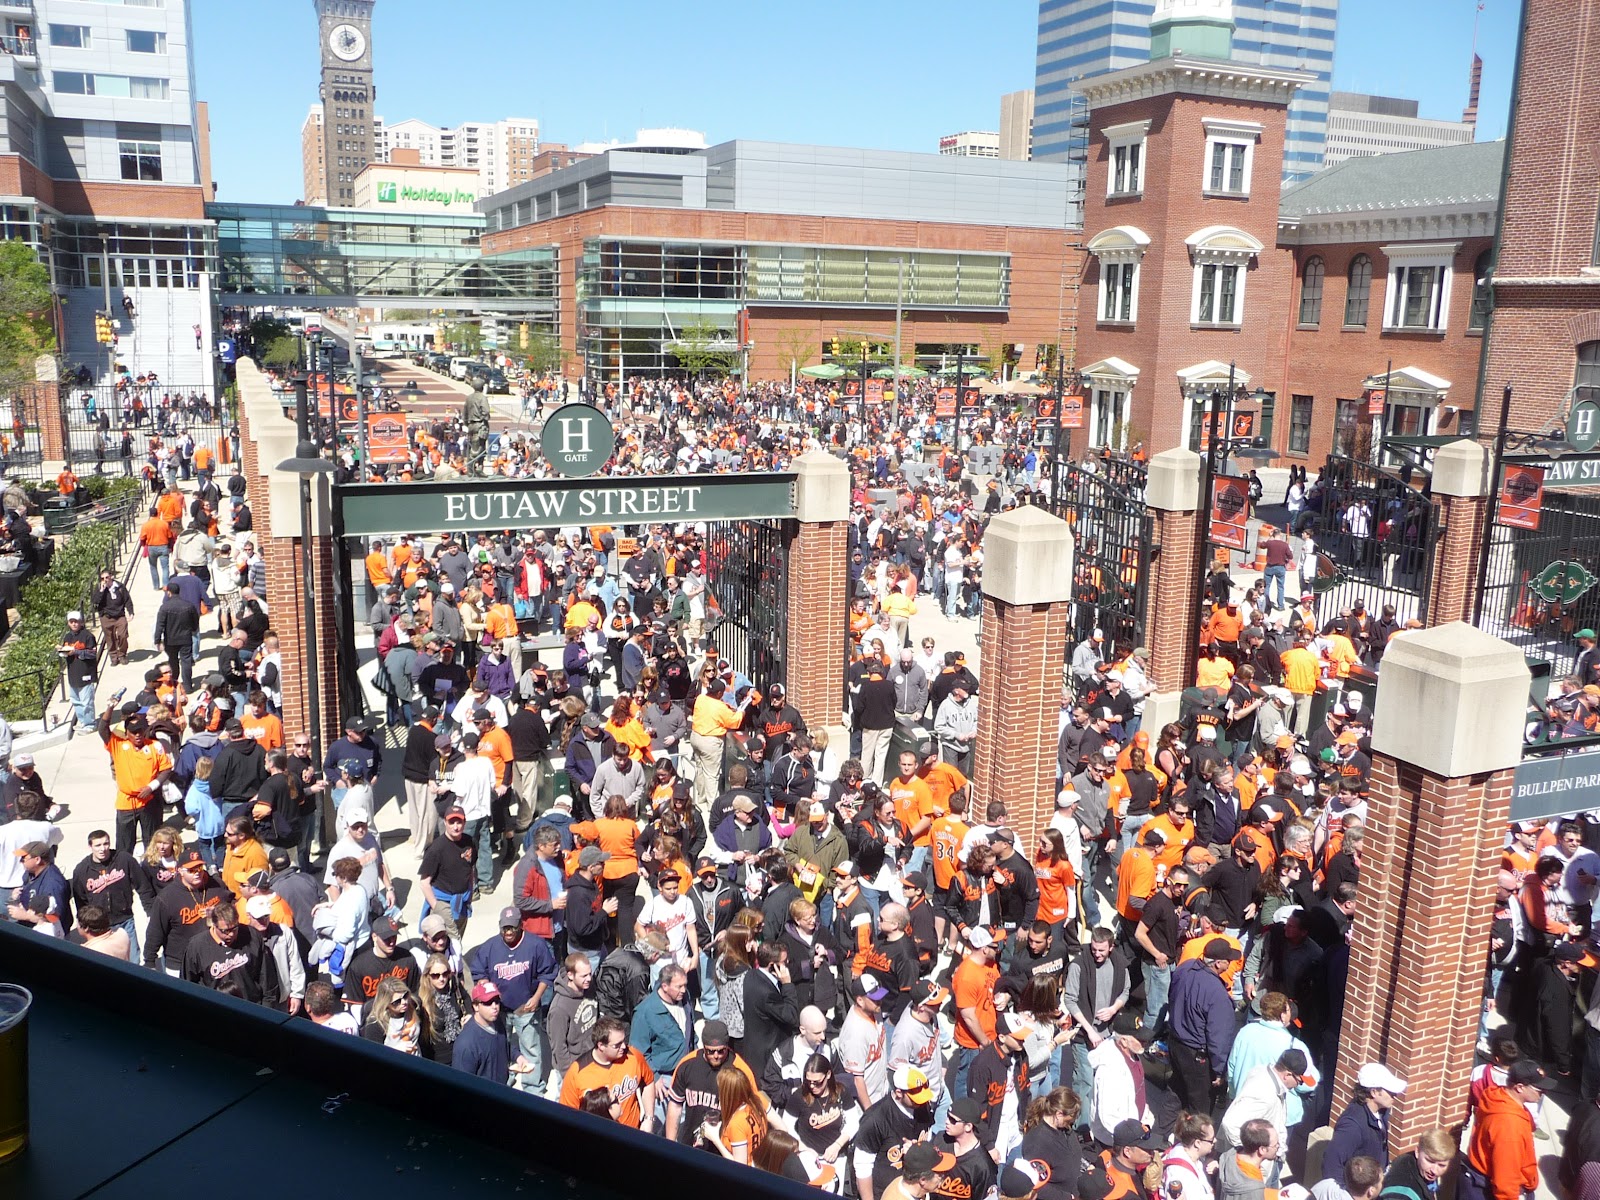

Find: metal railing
0;664;57;730
0;34;37;58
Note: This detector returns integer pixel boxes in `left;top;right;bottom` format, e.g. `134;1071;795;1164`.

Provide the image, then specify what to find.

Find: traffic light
831;338;842;359
94;312;113;344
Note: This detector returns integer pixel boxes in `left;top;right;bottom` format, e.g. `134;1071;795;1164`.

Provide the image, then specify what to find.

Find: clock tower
315;0;376;206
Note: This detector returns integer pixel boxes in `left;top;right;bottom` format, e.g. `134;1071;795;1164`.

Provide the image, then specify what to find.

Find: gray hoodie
1219;1150;1268;1200
547;978;598;1075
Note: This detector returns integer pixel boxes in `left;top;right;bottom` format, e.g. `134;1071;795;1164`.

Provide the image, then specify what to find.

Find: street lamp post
953;347;967;453
892;255;904;424
1194;361;1235;619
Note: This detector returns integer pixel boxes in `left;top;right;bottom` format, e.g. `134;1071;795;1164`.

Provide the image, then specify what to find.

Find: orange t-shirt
366;551;392;588
1115;844;1158;922
485;604;518;640
888;774;939;847
919;762;968;814
194;446;213;471
1179;931;1244;989
139;517;174;549
951;956;999;1049
241;713;284;752
155;491;185;524
559;1049;655;1128
929;815;970;891
1196;656;1236;690
571;818;639;878
477;726;513;788
1034;857;1076;925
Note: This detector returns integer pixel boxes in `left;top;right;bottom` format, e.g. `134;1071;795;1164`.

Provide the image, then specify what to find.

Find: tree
771;327;815;378
263;337;301;370
670;319;738;378
245;315;291;349
525;330;563;377
440;321;483;356
0;239;55;399
382;308;429;322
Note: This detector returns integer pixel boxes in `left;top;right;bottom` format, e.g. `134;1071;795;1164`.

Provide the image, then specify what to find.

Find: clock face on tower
328;22;366;61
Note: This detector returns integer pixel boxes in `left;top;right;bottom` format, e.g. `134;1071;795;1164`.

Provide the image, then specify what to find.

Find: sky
194;0;1523;205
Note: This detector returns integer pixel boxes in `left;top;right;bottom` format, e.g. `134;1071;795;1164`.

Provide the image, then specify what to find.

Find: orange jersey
929;815;970;891
558;1049;655;1128
889;774;938;847
1034;856;1076;925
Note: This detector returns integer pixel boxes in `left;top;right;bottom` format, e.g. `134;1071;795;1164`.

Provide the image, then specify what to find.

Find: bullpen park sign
337;473;797;538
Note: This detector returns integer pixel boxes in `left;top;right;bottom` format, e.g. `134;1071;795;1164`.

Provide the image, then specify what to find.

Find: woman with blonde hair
143;825;182;890
417;951;471;1066
605;694;652;763
361;977;432;1057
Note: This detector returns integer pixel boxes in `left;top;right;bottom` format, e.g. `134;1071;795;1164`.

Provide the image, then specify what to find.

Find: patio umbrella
1003;379;1047;396
872;365;928;379
935;364;989;378
799;363;846;379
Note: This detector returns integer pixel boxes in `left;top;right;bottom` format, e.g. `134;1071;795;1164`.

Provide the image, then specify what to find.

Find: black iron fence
703;518;791;696
61;382;231;475
1;387;46;484
1048;455;1152;658
1292;455;1441;626
1477;488;1600;679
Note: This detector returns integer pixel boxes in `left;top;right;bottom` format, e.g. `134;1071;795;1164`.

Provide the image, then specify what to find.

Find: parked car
480;369;509;394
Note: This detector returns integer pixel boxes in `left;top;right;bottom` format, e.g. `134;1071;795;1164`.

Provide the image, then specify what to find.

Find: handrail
0;664;55;733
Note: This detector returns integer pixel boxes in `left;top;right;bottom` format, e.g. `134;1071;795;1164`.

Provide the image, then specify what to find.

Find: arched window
1344;254;1373;328
1578;341;1600;406
1298;257;1324;327
1469;250;1493;331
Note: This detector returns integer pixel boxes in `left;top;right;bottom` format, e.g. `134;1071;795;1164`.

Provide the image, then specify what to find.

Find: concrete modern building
1323;93;1475;167
939;131;1000;158
479;140;1079;383
0;0;216;386
1034;0;1337;186
1000;89;1035;161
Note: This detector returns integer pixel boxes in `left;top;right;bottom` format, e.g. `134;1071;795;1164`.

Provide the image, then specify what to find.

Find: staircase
59;279;217;391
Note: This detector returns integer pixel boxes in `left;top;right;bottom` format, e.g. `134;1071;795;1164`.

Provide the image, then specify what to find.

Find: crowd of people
2;369;1597;1200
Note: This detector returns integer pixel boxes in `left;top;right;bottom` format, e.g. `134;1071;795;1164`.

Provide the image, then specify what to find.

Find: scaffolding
1055;88;1090;382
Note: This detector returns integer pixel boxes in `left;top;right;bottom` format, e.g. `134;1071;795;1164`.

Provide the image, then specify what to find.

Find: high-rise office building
938;131;1000;158
1034;0;1337;185
1000;90;1035;160
1323;93;1475;167
0;0;216;385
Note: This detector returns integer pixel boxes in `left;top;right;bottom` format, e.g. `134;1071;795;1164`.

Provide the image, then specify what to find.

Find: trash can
41;496;75;536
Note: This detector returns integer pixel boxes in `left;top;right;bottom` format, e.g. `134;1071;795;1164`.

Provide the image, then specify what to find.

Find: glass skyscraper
1033;0;1337;184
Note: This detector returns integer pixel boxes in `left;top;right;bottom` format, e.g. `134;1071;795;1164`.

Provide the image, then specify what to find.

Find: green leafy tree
771;327;815;377
0;239;55;399
245;315;291;349
671;320;738;378
440;321;483;356
263;337;301;369
524;330;563;376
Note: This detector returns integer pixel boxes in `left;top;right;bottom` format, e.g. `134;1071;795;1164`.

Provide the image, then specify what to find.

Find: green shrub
0;506;133;720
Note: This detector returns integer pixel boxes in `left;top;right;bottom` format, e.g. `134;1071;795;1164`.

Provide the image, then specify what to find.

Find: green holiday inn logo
375;179;475;207
376;181;397;203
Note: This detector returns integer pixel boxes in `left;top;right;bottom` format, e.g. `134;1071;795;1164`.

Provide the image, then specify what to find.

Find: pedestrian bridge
209;202;559;314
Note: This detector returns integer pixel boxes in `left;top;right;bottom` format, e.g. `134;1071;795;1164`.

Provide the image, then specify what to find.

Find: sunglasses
427;971;449;979
477;997;501;1006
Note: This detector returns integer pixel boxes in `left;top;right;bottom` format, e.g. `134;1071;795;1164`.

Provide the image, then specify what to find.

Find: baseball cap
242;869;272;890
1552;942;1599;966
11;753;32;768
176;847;205;870
1578;628;1597;640
910;979;950;1009
700;1019;731;1048
419;914;451;939
854;972;891;1002
1002;1163;1047;1200
66;610;82;622
731;795;758;815
1203;937;1242;962
343;716;364;733
268;848;291;872
1357;1063;1408;1094
965;926;995;950
990;827;1017;845
902;870;930;892
370;915;401;941
808;801;828;821
901;1143;956;1177
443;804;467;823
948;1096;985;1125
999;1011;1035;1039
1056;789;1080;808
578;846;611;869
15;840;51;860
833;860;858;878
471;980;501;1003
695;857;718;878
498;906;522;928
891;1064;934;1103
1100;744;1119;761
1275;734;1294;749
1336;730;1360;746
1113;1119;1158;1150
342;805;371;826
245;895;275;920
1506;1060;1551;1091
1278;1048;1315;1086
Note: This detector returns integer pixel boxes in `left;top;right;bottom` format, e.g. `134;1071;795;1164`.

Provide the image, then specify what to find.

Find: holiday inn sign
376;180;476;208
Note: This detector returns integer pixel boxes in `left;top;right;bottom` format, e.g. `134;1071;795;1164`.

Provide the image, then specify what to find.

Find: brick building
1478;0;1600;436
479;141;1081;384
1075;23;1503;465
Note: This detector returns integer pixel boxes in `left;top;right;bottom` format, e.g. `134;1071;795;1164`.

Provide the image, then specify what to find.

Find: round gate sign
540;403;616;478
1567;400;1600;453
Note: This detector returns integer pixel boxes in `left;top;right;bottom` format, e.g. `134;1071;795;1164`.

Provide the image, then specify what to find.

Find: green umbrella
799;363;846;379
872;365;928;379
935;364;989;378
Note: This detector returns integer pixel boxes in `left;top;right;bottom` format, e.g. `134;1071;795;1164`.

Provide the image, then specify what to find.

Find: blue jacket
173;730;222;794
1322;1100;1390;1185
18;863;70;925
526;809;575;853
185;778;224;840
629;990;694;1075
465;930;558;1013
1226;1020;1316;1126
1167;959;1236;1074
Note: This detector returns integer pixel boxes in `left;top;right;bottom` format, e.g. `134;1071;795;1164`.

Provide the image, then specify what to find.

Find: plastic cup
0;984;31;1164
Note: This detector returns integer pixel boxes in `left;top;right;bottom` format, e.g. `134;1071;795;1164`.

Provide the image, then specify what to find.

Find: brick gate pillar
784;451;850;733
1425;439;1489;628
973;506;1073;845
30;381;69;471
235;361;341;754
1141;449;1205;734
1331;622;1527;1149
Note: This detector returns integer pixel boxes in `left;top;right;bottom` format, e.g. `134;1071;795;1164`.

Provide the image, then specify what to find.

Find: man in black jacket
153;581;200;689
737;939;800;1073
966;1011;1034;1154
564;846;617;969
144;848;229;972
71;828;155;962
182;903;280;1007
1518;941;1584;1079
594;929;668;1023
403;707;440;851
93;567;135;667
209;719;267;813
506;701;550;836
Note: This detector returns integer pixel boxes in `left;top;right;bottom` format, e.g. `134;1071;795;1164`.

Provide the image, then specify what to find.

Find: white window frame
1192;262;1242;325
1381;242;1459;333
1103;119;1150;199
1099;260;1140;323
1089;387;1130;451
1201;117;1261;198
1187;226;1262;328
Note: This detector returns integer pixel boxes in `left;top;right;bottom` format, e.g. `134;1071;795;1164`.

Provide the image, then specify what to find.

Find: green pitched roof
1279;140;1505;219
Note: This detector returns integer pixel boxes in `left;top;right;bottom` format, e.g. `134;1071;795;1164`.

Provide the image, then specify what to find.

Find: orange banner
1497;464;1545;531
367;413;410;464
865;378;886;404
935;387;956;417
1063;394;1085;429
1210;475;1252;551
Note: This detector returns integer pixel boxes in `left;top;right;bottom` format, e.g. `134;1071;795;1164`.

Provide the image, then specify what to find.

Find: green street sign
336;473;797;538
1569;400;1600;453
540;403;615;478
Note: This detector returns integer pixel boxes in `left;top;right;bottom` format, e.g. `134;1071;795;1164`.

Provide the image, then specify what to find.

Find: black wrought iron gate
1048;456;1152;657
1294;455;1441;625
703;518;790;695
